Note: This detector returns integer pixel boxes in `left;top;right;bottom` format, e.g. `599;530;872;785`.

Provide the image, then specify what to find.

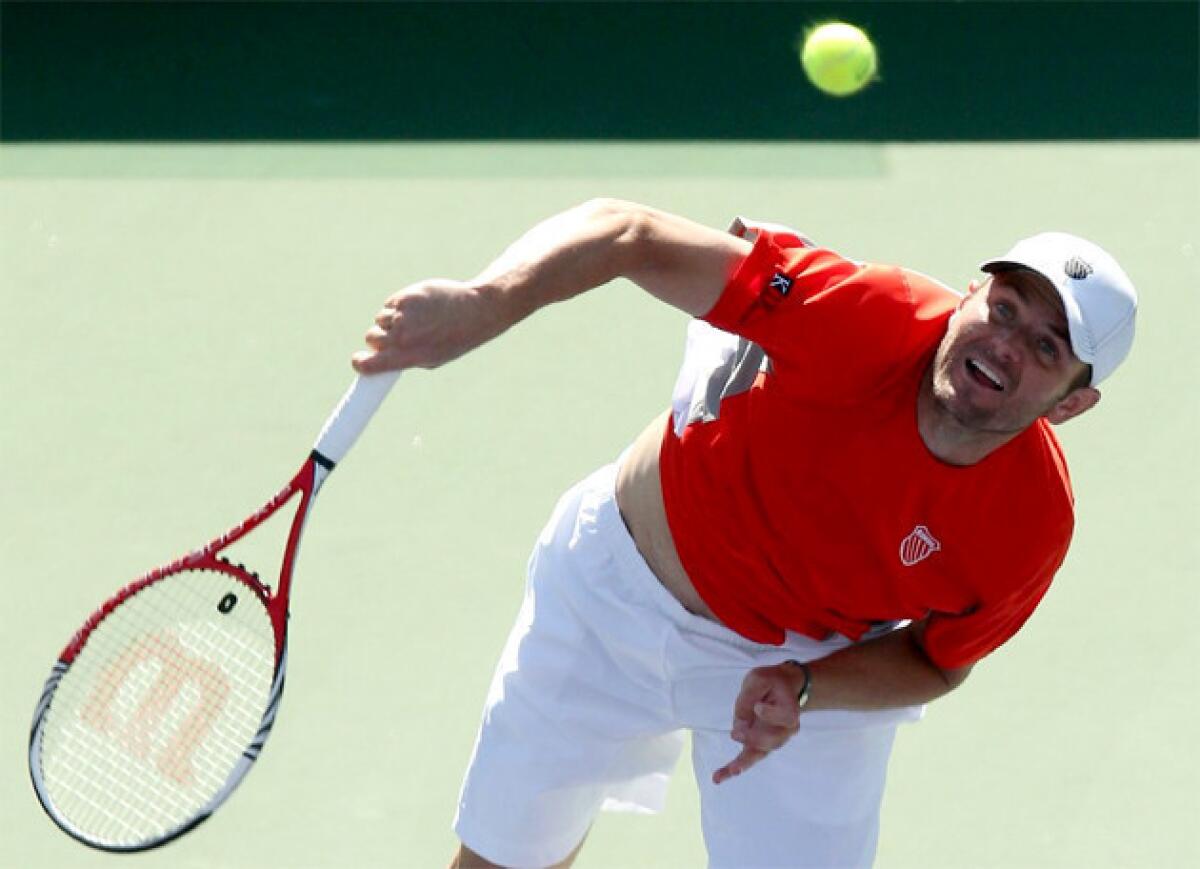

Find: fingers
366;323;396;350
352;305;405;374
730;666;802;730
710;705;796;787
733;707;798;752
729;671;769;724
351;348;396;374
351;331;394;374
713;662;806;786
374;304;402;329
351;279;482;374
712;745;767;785
370;298;406;343
752;699;800;729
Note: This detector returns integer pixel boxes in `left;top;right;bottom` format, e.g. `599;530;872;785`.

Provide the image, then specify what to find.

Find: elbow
907;623;973;693
575;197;643;225
574;198;654;269
938;661;973;692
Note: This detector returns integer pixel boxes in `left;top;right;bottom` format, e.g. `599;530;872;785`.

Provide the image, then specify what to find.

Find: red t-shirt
659;224;1074;670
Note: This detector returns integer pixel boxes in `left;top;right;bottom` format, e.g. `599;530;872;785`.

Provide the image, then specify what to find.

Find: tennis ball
800;22;877;97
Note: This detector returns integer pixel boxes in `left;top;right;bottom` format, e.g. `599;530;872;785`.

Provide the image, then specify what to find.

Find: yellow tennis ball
800;22;877;97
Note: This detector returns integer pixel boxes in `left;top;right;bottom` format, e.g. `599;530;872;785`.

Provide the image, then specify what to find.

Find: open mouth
965;357;1005;392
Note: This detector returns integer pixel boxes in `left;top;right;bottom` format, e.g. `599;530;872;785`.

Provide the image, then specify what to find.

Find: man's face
928;274;1093;435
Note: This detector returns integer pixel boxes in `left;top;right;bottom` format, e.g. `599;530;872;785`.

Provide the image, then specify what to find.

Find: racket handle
313;371;401;466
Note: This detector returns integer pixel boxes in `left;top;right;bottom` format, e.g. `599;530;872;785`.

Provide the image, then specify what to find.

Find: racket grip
313;371;401;465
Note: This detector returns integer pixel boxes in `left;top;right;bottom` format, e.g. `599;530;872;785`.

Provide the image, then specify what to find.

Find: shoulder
898;267;964;320
1012;420;1075;507
709;220;960;377
726;218;961;314
984;421;1076;551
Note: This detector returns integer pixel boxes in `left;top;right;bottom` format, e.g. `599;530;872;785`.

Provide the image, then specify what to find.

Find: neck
916;367;1021;466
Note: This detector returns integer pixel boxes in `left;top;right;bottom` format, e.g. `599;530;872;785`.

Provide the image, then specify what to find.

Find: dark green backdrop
2;0;1198;141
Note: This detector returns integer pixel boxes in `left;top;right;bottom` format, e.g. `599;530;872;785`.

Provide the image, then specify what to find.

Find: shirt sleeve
704;229;861;337
920;537;1070;670
701;227;923;395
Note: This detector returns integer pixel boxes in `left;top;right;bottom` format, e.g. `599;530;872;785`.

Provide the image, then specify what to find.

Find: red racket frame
30;372;397;852
57;455;322;669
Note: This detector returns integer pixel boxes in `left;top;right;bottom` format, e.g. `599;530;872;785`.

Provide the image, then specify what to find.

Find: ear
1045;386;1101;425
951;280;982;322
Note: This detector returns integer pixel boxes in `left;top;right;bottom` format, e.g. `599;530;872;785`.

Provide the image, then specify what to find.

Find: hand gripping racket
29;371;400;851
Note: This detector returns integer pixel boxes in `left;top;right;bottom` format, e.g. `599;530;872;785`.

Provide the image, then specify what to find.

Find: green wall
2;0;1197;140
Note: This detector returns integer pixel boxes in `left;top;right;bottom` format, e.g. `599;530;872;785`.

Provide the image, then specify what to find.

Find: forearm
803;624;970;712
353;199;746;373
715;623;971;784
468;198;644;326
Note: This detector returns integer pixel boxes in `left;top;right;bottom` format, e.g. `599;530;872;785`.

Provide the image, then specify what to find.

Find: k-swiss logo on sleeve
899;525;941;566
768;272;794;297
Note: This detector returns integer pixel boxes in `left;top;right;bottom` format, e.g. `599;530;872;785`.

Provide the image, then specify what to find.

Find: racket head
29;559;287;851
27;374;396;851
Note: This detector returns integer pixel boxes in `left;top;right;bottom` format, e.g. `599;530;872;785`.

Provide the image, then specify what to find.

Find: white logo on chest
900;525;941;566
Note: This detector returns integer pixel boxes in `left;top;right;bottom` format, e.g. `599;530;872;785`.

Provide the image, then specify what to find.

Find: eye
1037;336;1060;360
993;300;1015;320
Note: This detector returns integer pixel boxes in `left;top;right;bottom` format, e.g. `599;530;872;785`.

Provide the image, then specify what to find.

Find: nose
992;328;1023;369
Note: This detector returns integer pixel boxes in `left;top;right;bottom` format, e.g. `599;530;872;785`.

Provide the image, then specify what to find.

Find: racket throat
309;449;336;494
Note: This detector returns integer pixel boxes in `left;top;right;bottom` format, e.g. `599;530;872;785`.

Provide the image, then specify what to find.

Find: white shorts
454;462;923;868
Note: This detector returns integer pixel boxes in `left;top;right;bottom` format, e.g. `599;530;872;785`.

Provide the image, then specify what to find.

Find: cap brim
980;258;1021;274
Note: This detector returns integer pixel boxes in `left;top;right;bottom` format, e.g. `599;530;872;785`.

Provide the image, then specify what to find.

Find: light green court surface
2;142;1197;868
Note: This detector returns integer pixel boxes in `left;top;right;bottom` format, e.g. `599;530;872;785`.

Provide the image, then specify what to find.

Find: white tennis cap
980;232;1138;386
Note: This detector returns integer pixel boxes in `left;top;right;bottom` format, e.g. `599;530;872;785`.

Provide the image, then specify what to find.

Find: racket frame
29;372;397;852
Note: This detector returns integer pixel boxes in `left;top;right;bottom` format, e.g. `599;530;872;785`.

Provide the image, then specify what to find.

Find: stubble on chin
926;355;1023;436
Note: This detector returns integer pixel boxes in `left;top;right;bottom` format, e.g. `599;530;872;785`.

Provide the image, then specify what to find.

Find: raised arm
352;199;750;373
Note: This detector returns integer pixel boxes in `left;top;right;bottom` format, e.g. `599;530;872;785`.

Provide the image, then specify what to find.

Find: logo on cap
1064;256;1094;280
899;525;941;567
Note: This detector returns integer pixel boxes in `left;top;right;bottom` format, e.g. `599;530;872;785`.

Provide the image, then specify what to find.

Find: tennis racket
29;371;400;851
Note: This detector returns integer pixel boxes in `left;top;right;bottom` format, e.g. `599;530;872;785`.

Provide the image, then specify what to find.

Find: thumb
352;349;393;374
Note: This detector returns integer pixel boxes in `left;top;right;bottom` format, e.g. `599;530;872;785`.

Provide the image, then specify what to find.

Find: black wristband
785;660;812;709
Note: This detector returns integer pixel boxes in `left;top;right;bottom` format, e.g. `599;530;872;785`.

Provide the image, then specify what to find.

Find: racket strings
33;569;278;849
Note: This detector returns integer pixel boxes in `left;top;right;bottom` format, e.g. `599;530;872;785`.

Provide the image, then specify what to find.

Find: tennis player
352;200;1137;868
